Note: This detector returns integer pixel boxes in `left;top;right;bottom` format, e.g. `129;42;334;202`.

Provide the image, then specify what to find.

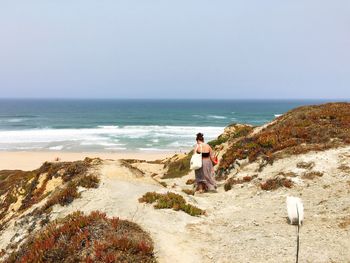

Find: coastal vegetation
218;103;350;173
5;211;155;263
1;102;350;262
162;151;193;179
223;175;256;191
40;174;100;213
301;171;324;180
260;178;293;191
120;160;146;177
162;124;254;179
139;192;204;216
182;189;195;195
0;158;101;230
185;179;195;185
0;159;158;262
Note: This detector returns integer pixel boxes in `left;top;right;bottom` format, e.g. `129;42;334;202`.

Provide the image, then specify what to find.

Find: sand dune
2;146;349;262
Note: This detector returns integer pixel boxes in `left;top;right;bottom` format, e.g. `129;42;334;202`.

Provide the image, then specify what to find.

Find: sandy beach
0;151;172;171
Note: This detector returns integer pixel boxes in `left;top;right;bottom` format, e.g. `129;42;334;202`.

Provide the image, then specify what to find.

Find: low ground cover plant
219;103;350;173
5;211;155;263
0;158;100;230
139;192;204;216
260;178;293;191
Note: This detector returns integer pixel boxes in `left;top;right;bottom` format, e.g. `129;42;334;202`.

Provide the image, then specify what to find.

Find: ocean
0;99;335;152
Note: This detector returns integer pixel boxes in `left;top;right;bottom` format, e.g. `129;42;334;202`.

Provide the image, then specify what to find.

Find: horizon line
0;97;349;101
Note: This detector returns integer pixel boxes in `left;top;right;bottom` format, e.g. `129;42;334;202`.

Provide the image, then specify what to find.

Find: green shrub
139;192;204;216
208;136;228;148
163;151;193;179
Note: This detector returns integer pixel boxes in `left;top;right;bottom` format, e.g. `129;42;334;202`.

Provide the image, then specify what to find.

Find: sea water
0;99;334;152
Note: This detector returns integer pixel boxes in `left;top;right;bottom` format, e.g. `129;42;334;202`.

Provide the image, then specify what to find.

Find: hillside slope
219;102;350;174
0;102;349;262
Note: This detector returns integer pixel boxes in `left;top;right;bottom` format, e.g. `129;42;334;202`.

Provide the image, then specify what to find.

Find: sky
0;1;349;99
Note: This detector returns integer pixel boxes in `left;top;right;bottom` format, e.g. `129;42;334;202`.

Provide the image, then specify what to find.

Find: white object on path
286;196;304;263
286;196;304;225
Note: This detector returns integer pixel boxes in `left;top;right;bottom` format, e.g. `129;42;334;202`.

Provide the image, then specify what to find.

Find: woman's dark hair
196;133;204;142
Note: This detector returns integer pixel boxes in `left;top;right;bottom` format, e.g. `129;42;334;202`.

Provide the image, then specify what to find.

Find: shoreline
0;151;174;171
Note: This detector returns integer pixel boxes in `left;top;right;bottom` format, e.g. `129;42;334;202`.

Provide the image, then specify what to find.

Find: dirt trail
51;160;206;263
48;146;350;263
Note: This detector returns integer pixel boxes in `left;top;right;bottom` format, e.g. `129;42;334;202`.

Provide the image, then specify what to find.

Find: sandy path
188;147;350;263
51;160;206;263
4;146;348;262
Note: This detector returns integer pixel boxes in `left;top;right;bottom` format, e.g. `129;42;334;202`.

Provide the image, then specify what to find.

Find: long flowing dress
195;158;217;191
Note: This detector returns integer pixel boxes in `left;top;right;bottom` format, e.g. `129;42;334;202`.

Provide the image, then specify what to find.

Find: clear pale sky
0;1;349;99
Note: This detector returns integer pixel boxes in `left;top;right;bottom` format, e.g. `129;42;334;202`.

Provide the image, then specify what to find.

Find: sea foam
0;125;224;152
207;115;227;119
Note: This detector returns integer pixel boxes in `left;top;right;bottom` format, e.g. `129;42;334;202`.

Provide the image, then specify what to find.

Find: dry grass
0;170;37;226
139;192;204;216
219;103;350;173
5;211;155;263
162;152;193;179
0;159;100;230
260;178;293;191
338;164;350;173
182;189;195;196
277;171;298;177
302;171;324;180
41;174;100;213
41;182;80;212
77;174;100;189
224;175;256;191
338;216;350;229
186;179;195;185
159;181;167;188
120;160;145;177
297;161;315;170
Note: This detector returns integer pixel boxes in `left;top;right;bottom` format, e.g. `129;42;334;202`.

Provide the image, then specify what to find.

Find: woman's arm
209;146;215;162
209;145;218;165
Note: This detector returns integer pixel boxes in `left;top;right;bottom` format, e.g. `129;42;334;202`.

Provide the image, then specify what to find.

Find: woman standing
194;133;217;193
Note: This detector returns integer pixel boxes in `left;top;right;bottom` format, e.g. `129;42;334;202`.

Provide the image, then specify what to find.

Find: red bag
212;152;219;165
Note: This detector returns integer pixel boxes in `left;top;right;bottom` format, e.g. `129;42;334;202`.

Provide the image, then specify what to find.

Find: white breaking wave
80;141;124;147
167;141;193;147
138;147;172;152
97;125;119;129
0;125;224;151
49;145;64;150
105;147;127;151
274;114;282;118
207;115;227;119
7;118;25;123
15;146;42;150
